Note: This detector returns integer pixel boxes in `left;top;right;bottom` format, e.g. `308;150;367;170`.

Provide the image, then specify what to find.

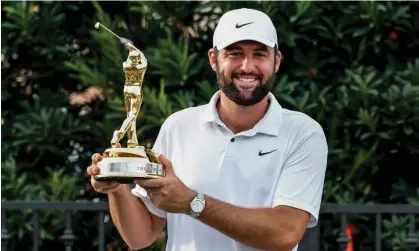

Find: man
87;8;328;251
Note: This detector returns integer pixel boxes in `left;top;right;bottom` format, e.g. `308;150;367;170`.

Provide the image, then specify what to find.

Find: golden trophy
93;22;165;183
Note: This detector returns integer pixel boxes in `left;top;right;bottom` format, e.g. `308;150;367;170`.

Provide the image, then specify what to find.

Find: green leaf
353;27;370;37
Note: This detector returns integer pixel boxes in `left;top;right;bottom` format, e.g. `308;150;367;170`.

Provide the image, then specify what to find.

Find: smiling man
87;8;328;251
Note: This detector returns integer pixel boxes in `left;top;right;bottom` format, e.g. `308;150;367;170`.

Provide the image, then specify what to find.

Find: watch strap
196;193;205;201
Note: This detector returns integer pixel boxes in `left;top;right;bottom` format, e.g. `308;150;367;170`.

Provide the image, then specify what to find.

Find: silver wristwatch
189;193;205;218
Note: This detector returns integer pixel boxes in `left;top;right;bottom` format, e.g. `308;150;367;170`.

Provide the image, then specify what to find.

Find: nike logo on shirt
258;149;277;156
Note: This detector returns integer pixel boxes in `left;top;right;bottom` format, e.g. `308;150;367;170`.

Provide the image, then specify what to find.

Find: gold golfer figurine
111;42;147;148
93;22;164;183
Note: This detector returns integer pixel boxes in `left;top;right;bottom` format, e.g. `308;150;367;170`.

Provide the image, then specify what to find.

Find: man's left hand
134;155;196;214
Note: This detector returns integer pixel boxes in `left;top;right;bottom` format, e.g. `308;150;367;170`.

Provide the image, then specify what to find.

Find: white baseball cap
213;8;278;50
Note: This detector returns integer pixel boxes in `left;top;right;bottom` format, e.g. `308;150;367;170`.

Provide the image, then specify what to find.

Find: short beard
215;61;275;106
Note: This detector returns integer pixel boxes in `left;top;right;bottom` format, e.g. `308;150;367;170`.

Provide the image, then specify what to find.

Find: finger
95;180;119;190
87;165;101;176
95;179;118;188
145;187;160;195
91;153;102;165
116;143;121;148
97;185;120;194
159;154;175;176
87;165;94;176
91;177;118;189
135;178;164;188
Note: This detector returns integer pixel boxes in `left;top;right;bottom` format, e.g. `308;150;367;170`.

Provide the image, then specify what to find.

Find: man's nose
240;56;256;73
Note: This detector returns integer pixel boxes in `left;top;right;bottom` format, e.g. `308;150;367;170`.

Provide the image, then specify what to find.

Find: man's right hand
87;153;121;194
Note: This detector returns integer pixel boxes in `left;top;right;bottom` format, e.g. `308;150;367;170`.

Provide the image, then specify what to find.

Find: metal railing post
337;214;349;250
407;214;418;251
1;210;10;251
60;211;76;251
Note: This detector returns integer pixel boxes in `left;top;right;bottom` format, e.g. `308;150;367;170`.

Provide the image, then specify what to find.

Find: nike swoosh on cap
235;22;254;29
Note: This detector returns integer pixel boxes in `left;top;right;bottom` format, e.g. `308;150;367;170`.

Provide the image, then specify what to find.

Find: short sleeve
131;118;171;219
272;124;328;228
131;186;167;218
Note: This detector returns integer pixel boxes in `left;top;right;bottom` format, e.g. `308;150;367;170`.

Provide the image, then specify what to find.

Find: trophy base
94;173;161;184
94;147;164;184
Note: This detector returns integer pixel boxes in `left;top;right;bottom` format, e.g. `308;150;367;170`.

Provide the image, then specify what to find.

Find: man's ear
274;50;282;73
208;48;217;72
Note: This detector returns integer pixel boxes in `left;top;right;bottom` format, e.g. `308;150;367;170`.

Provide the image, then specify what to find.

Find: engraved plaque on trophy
93;22;165;183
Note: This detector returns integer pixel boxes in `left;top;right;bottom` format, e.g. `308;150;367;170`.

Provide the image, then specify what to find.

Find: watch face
191;200;204;212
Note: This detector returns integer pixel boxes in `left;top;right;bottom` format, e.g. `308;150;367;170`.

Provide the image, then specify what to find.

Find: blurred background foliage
1;1;419;250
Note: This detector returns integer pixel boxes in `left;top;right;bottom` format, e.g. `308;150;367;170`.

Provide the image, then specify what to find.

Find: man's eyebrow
254;46;269;52
224;45;269;52
224;45;242;51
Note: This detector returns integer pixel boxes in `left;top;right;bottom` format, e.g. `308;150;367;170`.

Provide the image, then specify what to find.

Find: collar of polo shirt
200;90;283;136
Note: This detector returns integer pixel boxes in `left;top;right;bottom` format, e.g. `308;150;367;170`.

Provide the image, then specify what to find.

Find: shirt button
230;138;235;142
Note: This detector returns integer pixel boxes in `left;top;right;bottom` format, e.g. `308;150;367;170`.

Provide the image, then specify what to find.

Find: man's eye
229;52;241;56
255;53;266;57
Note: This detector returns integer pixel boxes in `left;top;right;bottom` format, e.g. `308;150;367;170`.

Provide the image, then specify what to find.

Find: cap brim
215;35;276;50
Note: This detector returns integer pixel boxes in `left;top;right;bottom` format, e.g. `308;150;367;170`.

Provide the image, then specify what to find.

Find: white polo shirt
132;91;328;251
